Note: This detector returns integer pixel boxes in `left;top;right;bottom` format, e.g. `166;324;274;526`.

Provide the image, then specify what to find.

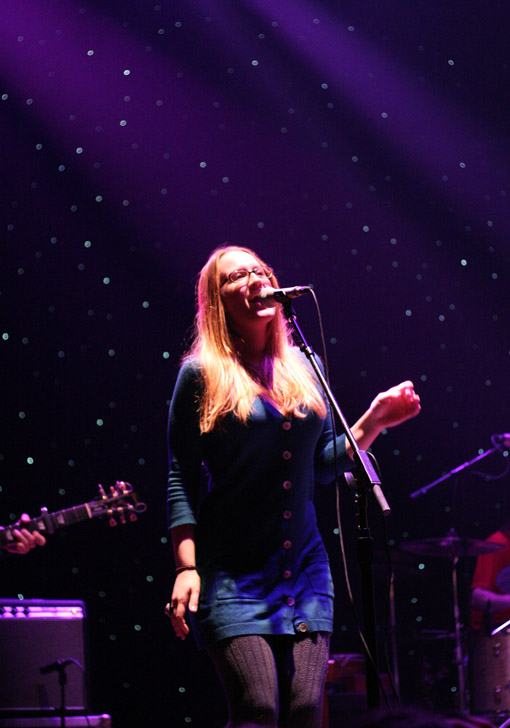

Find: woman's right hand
165;570;201;640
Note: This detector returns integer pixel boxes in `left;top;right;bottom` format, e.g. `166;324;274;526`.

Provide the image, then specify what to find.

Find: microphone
494;433;510;447
258;285;312;308
39;659;74;675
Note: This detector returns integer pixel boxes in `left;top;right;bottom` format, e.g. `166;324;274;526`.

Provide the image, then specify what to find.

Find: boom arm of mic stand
282;302;391;516
409;447;497;499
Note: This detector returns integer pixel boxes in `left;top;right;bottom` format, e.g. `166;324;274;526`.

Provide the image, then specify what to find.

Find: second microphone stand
280;299;391;710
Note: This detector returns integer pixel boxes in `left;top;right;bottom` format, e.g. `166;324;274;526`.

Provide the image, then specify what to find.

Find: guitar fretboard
0;504;91;547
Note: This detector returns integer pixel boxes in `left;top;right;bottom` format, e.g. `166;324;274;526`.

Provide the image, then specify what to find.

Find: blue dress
167;354;355;648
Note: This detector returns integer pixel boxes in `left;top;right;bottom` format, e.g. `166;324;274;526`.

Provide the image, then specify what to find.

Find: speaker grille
0;600;88;711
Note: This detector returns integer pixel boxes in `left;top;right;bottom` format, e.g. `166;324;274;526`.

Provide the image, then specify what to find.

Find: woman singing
166;245;421;728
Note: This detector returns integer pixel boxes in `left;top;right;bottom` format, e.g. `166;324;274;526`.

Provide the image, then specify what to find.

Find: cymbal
400;536;505;559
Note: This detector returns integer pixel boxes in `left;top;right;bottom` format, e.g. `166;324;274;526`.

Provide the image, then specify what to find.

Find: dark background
1;1;508;725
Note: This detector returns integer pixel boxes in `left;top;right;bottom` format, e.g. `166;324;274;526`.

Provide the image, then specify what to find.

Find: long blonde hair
186;245;327;433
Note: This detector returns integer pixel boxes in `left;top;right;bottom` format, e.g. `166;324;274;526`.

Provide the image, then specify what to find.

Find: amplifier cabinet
0;600;89;712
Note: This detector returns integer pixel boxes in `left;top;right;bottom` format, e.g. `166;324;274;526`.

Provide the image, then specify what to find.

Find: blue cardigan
167;355;355;648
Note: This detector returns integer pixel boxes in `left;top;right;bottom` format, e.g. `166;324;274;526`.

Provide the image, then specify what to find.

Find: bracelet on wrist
175;565;197;574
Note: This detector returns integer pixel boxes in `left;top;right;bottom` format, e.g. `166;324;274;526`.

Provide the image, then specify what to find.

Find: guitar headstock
90;481;146;527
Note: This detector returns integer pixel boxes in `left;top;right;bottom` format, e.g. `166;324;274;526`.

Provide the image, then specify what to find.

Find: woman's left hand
368;380;421;429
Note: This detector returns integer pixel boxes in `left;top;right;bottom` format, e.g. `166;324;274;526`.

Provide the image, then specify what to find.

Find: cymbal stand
451;552;467;712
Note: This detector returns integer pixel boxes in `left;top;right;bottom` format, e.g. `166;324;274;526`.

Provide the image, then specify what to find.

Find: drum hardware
473;568;510;718
406;443;509;718
471;626;510;715
400;536;505;559
416;628;464;711
372;550;419;702
418;629;457;641
493;619;510;637
399;529;500;713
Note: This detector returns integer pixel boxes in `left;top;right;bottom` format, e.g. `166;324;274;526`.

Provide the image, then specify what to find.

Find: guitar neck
0;503;91;548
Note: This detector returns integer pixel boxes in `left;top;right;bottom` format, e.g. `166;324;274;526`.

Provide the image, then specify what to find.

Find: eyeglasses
220;265;273;286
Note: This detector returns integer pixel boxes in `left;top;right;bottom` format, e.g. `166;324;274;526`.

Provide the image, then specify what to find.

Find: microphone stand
57;662;68;728
281;300;391;710
40;660;71;727
409;447;498;499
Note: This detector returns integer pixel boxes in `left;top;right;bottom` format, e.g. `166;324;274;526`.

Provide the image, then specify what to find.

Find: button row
281;440;293;582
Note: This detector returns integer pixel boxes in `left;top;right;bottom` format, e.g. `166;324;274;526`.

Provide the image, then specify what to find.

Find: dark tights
207;632;330;728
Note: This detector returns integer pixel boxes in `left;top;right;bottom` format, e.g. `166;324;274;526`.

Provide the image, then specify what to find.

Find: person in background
471;518;510;630
165;245;421;728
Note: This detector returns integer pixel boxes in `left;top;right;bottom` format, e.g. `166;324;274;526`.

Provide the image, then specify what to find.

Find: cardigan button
283;510;292;520
283;540;292;550
282;421;291;431
283;570;292;580
298;622;308;633
282;480;292;490
282;450;292;460
286;597;295;607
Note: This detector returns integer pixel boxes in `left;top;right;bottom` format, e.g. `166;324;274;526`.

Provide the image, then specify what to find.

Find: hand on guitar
1;514;46;555
0;482;146;554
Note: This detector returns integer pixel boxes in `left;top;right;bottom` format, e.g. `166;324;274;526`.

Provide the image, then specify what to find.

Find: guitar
0;481;146;548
